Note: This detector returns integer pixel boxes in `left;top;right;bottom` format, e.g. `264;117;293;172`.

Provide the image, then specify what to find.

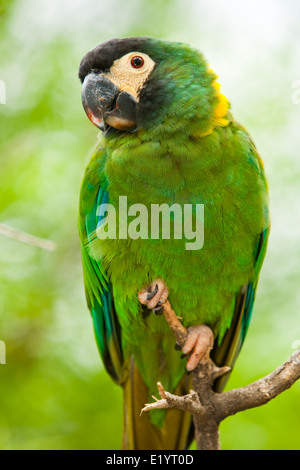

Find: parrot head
79;37;230;136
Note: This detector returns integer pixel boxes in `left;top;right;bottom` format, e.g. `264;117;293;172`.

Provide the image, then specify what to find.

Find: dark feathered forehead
79;37;152;82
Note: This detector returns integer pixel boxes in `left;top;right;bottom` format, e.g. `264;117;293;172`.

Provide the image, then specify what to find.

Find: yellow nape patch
194;69;230;138
212;81;230;125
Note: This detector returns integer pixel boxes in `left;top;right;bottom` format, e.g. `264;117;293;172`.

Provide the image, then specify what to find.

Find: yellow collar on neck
194;71;231;138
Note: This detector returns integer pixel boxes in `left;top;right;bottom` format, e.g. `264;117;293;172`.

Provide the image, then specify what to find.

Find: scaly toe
182;325;214;372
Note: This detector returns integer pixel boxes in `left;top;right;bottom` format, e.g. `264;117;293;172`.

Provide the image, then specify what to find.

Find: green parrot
78;37;269;450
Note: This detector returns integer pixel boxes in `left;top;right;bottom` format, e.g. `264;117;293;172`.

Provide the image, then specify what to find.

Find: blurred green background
0;0;299;450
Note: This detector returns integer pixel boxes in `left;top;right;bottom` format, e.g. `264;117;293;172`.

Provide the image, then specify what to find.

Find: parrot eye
130;56;145;69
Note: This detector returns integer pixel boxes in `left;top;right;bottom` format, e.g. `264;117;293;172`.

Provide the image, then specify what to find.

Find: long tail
122;358;192;450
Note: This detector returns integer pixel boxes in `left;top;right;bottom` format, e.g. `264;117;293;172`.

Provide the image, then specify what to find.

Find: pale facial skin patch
106;52;156;101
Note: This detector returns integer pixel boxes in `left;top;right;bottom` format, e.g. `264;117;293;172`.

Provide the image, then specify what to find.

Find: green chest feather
86;122;268;345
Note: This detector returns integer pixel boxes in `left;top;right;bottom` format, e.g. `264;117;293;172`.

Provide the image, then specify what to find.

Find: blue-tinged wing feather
79;160;123;384
212;226;269;391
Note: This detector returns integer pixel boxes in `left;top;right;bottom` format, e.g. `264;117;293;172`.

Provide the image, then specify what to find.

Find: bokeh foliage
0;0;299;450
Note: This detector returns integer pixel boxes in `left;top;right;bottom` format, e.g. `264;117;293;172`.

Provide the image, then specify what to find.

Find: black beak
81;73;137;132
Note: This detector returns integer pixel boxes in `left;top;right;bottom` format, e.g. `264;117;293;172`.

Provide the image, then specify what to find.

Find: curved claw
147;284;158;301
138;279;169;313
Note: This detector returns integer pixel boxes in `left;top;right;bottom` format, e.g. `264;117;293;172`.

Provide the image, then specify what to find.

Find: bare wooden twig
0;224;56;251
161;300;188;346
142;299;300;450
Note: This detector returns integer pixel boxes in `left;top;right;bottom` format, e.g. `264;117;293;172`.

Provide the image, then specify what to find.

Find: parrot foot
138;279;169;314
182;325;214;372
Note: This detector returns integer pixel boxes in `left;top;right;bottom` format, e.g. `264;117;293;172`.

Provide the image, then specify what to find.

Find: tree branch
0;224;56;251
216;349;300;420
142;299;300;450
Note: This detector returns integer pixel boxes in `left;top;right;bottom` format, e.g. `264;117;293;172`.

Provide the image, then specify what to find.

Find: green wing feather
212;225;270;391
79;156;123;383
